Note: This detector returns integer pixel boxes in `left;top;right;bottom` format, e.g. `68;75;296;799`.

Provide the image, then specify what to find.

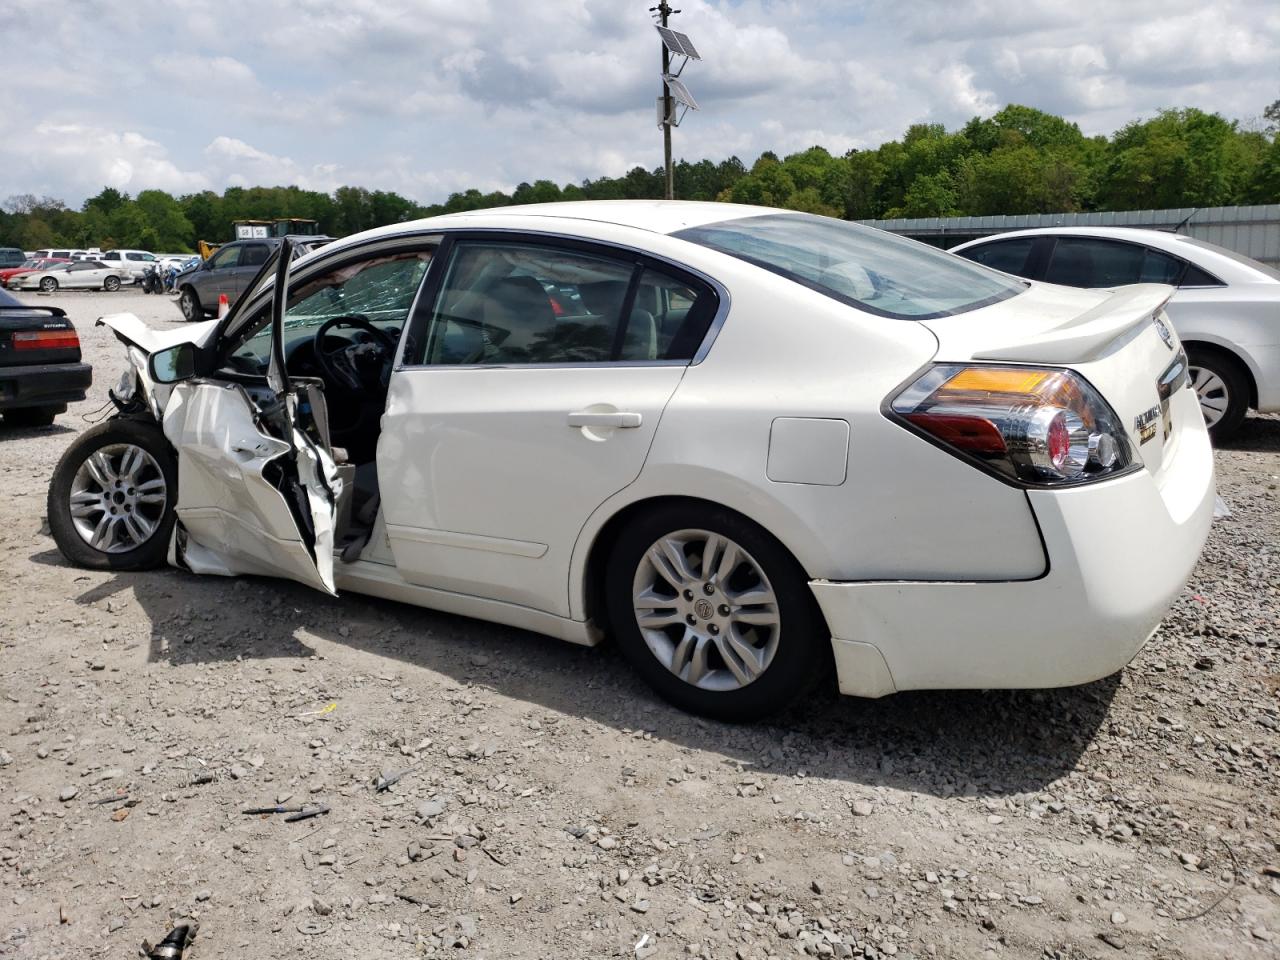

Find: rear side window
676;213;1024;320
1138;248;1185;284
1179;264;1223;287
417;241;716;365
958;238;1035;277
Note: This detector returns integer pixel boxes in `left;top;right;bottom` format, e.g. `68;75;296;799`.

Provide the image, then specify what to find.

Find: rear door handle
567;411;643;429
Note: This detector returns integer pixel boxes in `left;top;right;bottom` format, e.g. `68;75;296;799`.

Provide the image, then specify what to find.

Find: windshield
674;213;1026;320
226;250;434;373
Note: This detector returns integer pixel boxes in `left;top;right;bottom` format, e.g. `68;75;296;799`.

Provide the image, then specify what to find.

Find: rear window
674;213;1024;320
1173;236;1280;281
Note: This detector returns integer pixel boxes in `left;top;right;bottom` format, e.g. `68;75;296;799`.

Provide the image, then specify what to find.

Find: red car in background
1;258;71;288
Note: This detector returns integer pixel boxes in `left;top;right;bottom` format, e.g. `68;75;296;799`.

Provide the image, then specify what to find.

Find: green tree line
3;104;1278;252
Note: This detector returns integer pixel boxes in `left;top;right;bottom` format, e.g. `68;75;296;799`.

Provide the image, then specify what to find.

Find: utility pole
659;1;674;200
651;3;699;201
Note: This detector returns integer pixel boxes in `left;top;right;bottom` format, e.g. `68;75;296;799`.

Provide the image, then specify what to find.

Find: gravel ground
1;288;1278;960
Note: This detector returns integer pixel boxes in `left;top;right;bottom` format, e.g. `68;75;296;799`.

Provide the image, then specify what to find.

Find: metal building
862;204;1280;267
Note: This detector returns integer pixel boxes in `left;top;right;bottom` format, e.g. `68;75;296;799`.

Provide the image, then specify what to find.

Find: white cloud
0;0;1275;207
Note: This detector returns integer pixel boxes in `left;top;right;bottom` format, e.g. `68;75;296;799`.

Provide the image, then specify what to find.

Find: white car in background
8;259;130;292
951;227;1280;439
98;249;158;280
32;247;91;261
45;203;1214;720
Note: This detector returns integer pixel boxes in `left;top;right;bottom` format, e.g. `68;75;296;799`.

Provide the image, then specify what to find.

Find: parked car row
5;260;132;292
952;227;1280;440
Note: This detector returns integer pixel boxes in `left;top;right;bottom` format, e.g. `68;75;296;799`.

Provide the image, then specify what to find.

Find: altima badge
1134;405;1160;444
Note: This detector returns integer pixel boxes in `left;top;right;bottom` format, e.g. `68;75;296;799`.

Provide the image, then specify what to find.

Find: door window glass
422;242;638;365
419;242;715;365
1044;238;1145;288
209;246;241;270
240;244;270;268
959;238;1034;277
226;249;435;375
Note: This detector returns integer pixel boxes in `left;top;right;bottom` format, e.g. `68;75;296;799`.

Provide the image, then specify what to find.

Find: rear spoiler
973;284;1174;365
0;303;68;321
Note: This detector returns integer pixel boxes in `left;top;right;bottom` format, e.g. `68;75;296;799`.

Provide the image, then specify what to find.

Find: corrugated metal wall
861;204;1280;265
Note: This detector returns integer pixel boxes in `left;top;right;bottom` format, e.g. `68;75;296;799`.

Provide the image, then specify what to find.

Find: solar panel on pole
655;25;702;60
662;74;699;110
672;30;700;59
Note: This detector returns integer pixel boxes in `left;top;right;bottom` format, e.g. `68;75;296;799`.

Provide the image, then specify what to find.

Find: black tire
104;275;121;292
4;406;58;427
47;418;177;571
605;502;827;721
179;286;203;322
1186;345;1249;442
39;276;58;292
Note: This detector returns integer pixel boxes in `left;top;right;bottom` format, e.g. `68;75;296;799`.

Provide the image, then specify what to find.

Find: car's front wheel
1187;345;1249;441
104;275;121;292
605;503;827;721
179;287;202;322
47;419;177;570
39;276;58;292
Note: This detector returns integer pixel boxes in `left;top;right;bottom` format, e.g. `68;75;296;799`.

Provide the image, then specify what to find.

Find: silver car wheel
1188;364;1229;429
68;443;168;554
631;529;781;692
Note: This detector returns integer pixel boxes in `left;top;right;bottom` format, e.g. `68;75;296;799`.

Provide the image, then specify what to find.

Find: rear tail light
889;364;1137;486
12;329;80;350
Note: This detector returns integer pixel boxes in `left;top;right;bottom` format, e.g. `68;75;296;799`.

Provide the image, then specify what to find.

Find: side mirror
149;343;196;384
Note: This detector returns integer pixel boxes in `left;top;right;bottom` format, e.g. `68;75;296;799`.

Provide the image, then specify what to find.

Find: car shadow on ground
32;548;1116;799
0;422;75;439
1218;413;1280;453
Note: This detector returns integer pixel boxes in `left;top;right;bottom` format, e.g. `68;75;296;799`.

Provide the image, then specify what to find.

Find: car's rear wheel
1186;346;1249;441
39;276;58;292
605;503;826;721
103;275;121;292
4;406;58;427
179;287;202;322
47;419;177;570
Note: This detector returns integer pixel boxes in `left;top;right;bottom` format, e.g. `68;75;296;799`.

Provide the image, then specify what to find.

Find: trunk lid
0;303;82;367
923;281;1189;476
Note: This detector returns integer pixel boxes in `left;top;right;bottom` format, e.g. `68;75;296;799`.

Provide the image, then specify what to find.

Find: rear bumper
0;361;93;410
814;387;1216;697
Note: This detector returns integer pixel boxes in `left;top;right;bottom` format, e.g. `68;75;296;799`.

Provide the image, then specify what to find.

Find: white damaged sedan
46;202;1215;719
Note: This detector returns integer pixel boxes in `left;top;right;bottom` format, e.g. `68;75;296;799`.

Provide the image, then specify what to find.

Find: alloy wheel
68;443;168;553
1188;364;1229;429
630;529;781;691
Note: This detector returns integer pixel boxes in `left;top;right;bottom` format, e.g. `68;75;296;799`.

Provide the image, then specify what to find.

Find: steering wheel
312;315;397;394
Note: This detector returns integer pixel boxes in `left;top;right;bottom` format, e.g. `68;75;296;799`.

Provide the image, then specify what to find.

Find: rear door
163;242;340;593
379;234;720;615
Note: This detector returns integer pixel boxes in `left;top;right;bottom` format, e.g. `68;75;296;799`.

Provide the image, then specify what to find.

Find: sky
2;0;1277;208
